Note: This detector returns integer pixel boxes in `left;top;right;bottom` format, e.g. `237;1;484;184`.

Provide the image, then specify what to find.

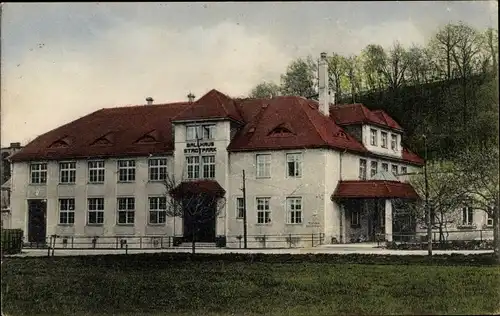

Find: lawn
1;254;500;316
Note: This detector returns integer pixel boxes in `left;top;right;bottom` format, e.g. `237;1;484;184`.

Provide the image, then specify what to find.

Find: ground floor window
486;211;493;226
286;197;302;224
462;206;474;225
351;210;360;227
149;197;167;224
117;197;135;224
256;197;271;224
236;197;244;219
87;198;104;224
59;198;75;224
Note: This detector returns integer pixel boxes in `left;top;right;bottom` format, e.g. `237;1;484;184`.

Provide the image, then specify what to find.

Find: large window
186;156;200;179
59;198;75;224
286;153;302;178
88;161;105;183
236;197;244;219
391;134;398;150
462;207;474;226
370;129;378;146
88;198;104;225
359;159;367;180
117;197;135;224
286;197;302;224
59;161;76;184
186;124;215;140
148;158;167;181
30;162;47;184
256;154;271;178
381;131;388;148
370;161;378;177
149;197;167;224
256;198;271;224
118;160;135;182
202;155;216;179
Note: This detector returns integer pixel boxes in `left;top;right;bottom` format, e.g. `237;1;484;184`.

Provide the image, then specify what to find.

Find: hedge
1;229;24;255
386;240;494;251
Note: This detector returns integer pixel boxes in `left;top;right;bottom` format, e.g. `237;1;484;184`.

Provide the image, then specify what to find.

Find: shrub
215;235;226;248
1;229;24;255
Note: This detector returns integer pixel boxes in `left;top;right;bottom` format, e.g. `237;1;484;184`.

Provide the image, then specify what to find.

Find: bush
173;236;183;247
215;235;226;248
1;229;24;255
385;240;494;251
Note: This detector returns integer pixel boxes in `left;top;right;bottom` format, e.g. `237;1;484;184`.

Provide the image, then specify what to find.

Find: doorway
182;197;216;243
28;199;47;244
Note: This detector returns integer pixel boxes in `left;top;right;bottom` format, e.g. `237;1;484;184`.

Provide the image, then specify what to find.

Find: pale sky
1;1;498;146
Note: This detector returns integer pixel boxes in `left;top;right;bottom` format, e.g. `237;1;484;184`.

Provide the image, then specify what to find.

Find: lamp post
423;134;432;256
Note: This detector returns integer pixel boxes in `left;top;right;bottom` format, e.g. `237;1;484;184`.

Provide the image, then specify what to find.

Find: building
9;53;428;248
1;142;23;229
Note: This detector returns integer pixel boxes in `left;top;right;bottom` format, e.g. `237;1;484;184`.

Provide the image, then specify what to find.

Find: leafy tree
280;57;317;97
249;81;281;99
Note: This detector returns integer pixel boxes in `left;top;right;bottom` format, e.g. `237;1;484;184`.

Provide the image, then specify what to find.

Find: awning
170;180;225;199
332;180;419;200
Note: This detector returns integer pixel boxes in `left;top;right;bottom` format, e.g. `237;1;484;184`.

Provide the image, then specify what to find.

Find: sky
1;1;498;146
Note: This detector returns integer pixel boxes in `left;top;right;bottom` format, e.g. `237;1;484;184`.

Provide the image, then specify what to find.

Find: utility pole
423;135;432;256
242;170;248;249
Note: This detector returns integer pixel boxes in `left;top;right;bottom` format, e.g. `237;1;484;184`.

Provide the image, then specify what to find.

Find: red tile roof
10;89;423;166
332;180;419;200
170;180;226;199
402;147;424;165
330;104;403;131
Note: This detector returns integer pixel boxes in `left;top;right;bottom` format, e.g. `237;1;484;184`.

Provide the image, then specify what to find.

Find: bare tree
429;23;462;81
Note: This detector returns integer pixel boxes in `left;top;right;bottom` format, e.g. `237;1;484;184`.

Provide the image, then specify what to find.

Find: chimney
318;52;330;116
145;97;154;105
10;142;21;149
187;92;195;103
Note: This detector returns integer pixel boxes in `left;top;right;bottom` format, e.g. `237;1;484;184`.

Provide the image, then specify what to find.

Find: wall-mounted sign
184;141;216;154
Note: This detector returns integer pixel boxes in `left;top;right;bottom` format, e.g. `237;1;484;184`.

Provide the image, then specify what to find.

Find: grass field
1;254;500;316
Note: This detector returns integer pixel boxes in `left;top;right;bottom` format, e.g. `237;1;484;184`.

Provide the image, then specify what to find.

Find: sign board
184;141;216;154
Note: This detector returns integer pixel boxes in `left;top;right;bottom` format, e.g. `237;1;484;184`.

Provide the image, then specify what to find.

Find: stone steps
177;242;217;248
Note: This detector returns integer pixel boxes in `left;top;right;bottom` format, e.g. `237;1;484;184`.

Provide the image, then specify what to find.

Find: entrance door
28;200;47;244
183;197;216;243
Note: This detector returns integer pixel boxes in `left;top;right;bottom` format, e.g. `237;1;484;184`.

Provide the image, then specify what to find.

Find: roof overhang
172;117;245;125
170;180;226;199
332;180;420;200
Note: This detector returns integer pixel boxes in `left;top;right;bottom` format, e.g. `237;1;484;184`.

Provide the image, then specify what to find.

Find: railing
225;233;325;249
391;229;494;243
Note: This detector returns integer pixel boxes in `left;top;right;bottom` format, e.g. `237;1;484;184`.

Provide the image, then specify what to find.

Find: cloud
1;20;292;145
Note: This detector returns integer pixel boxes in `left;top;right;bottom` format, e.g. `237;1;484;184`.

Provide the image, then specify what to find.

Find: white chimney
146;97;154;105
318;52;329;116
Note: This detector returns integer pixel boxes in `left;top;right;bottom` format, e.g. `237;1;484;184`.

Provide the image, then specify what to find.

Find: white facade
10;117;422;247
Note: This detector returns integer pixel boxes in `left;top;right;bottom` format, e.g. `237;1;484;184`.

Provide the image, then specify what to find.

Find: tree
249;81;281;99
343;54;363;103
456;147;500;263
408;161;469;243
280;57;317;98
327;53;348;99
429;23;462;81
361;44;388;91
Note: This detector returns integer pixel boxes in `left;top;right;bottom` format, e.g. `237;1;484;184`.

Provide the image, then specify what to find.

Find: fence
1;229;24;255
389;229;494;244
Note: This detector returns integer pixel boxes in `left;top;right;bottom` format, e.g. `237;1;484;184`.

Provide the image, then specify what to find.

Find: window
186;124;215;140
118;160;135;182
487;212;493;226
256;154;271;178
88;198;104;225
256;198;271;224
149;197;167;224
359;159;367;180
351;210;360;227
186;156;200;179
391;134;398;150
202;125;216;140
236;197;244;219
370;161;378;177
381;132;388;148
59;161;76;184
391;164;398;176
286;197;302;224
462;207;474;226
59;198;75;224
88;161;105;183
400;166;407;175
117;197;135;224
202;155;216;179
148;158;167;181
382;163;389;172
370;129;378;146
287;153;302;178
30;162;47;184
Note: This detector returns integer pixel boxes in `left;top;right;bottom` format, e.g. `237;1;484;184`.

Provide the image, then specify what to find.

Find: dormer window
268;123;294;137
370;129;378;146
186;124;215;141
391;134;398;150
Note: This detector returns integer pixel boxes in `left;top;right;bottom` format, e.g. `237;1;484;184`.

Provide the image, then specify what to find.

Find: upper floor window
400;166;407;175
186;124;216;141
186;156;200;179
88;161;105;183
370;161;378;178
202;155;216;179
391;134;398;151
370;129;378;146
462;207;474;226
30;162;47;184
391;164;398;176
287;153;302;178
381;163;389;172
256;154;271;178
359;159;367;180
118;160;135;182
59;198;75;225
148;158;167;181
286;197;302;224
236;197;244;219
381;132;388;148
59;162;76;184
